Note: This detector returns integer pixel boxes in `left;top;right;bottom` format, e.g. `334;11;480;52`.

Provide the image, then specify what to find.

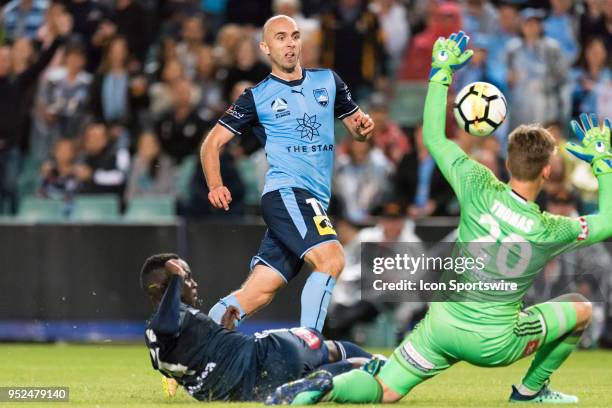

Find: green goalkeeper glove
429;31;474;86
565;113;612;176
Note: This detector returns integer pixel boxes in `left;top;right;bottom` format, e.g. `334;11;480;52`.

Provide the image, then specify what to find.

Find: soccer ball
453;82;507;137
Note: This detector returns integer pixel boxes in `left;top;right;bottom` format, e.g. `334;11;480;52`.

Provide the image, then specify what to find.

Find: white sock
518;384;539;396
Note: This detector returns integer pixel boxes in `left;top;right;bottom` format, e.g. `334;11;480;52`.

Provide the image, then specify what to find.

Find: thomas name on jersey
490;199;535;234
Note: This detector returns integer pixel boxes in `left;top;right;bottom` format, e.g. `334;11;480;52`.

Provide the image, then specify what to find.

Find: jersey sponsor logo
313;88;329;107
577;216;588;241
490;199;535;233
291;87;304;96
225;104;245;119
399;341;435;373
523;340;540;356
290;328;321;349
314;215;336;236
271;98;291;118
295;113;322;141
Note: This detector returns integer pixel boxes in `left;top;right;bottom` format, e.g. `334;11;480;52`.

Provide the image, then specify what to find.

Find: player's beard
274;53;299;74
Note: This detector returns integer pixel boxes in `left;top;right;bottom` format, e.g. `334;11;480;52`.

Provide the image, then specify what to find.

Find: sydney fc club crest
313;88;329;107
271;98;290;118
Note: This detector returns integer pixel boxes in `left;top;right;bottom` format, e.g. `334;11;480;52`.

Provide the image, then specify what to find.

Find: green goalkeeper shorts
378;301;577;396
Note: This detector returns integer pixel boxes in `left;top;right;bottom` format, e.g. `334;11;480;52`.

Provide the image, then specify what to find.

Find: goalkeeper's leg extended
508;293;592;403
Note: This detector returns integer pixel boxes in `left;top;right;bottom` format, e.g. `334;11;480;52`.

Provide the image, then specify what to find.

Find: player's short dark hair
507;124;556;181
140;253;179;296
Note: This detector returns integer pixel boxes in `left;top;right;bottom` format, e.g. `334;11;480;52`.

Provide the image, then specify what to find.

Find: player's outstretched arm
150;260;187;335
423;31;474;196
565;114;612;243
201;124;235;211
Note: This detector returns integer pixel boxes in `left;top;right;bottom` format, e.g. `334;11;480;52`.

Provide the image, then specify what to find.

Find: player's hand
165;259;187;279
429;31;474;86
208;185;232;211
220;305;240;331
354;112;374;142
565;113;612;176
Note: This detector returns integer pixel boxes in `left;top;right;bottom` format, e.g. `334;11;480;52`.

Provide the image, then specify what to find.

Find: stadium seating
124;196;176;221
17;196;65;221
71;195;120;221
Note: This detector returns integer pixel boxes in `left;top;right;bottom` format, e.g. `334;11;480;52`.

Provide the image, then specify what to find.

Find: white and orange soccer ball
453;81;507;137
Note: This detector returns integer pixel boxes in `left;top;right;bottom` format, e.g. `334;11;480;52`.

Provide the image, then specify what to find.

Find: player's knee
574;298;592;329
305;243;345;277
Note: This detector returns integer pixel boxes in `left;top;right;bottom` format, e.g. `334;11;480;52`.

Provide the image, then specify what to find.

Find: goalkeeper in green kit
266;31;612;405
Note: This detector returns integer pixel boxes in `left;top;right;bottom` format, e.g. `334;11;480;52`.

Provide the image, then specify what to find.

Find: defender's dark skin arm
150;261;185;335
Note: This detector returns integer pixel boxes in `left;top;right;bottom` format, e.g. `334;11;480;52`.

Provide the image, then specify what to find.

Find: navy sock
335;341;372;359
318;361;354;376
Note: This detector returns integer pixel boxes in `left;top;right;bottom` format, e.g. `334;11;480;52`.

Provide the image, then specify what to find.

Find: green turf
0;344;610;407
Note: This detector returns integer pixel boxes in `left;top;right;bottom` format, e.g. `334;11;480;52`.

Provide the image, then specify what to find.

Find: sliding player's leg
509;293;592;403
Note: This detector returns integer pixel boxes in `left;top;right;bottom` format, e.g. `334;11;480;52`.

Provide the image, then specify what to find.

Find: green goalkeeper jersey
423;82;612;332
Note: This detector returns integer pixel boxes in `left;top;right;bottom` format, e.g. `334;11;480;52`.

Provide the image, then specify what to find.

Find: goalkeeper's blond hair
507;125;556;181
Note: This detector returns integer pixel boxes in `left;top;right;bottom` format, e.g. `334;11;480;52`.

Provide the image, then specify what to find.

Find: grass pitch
1;344;611;407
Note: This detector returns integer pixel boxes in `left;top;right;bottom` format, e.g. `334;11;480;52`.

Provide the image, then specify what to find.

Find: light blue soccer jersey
218;68;358;208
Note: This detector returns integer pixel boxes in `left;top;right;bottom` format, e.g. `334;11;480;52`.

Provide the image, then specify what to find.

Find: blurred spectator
222;36;269;101
368;93;409;166
485;2;520;93
272;0;320;40
460;0;498;37
472;136;508;181
65;0;109;72
89;35;148;130
299;33;321;68
320;0;389;97
180;140;246;219
578;0;612;53
325;201;423;340
213;23;243;68
369;0;409;71
124;131;176;202
571;36;612;118
201;0;227;36
527;188;609;348
12;37;36;152
0;11;68;213
108;0;152;66
225;0;272;27
505;9;568;131
543;0;579;64
39;138;78;202
39;44;91;143
154;78;209;164
149;58;200;118
176;15;207;79
334;137;392;224
393;126;456;217
2;0;48;41
75;122;130;195
397;1;461;81
194;45;224;123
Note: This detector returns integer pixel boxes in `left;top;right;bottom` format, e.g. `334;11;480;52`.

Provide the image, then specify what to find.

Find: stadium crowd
0;0;610;221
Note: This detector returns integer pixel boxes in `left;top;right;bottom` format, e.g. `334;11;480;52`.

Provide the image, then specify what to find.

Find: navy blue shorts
250;328;329;401
250;188;339;282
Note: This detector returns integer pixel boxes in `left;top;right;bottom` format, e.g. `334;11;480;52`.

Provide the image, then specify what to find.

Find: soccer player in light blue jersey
201;15;375;331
